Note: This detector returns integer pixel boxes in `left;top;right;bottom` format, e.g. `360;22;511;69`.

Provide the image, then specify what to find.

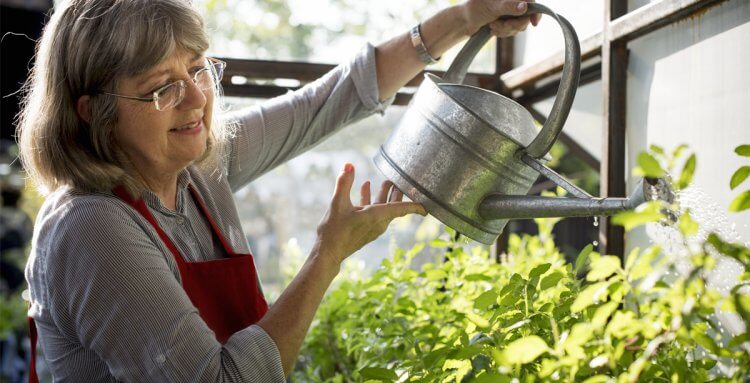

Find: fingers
332;163;355;210
390;187;404;202
525;0;541;26
365;202;427;221
375;180;392;204
360;181;371;206
493;1;528;17
490;17;529;36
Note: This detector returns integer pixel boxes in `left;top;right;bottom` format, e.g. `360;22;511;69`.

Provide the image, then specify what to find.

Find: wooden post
494;36;514;261
599;1;629;258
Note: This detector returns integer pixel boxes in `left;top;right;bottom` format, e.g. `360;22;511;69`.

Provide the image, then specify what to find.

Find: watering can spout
477;177;675;220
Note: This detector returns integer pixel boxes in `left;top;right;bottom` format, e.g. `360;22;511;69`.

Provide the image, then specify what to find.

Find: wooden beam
500;33;602;92
222;82;416;105
599;0;629;258
515;62;601;106
609;0;728;43
219;57;497;88
500;0;725;93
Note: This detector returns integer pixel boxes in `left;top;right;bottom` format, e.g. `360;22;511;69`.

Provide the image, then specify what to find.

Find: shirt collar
141;169;193;213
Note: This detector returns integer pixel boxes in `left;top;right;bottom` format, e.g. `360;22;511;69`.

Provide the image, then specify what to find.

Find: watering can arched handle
443;3;581;159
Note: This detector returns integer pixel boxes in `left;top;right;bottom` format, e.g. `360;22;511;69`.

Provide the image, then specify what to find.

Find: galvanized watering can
374;3;673;244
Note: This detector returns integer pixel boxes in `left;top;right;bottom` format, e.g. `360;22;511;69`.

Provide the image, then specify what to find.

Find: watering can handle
443;3;581;159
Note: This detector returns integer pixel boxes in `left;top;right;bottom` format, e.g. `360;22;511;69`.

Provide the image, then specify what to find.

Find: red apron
29;184;268;382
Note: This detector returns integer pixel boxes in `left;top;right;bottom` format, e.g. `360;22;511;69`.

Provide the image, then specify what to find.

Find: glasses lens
154;81;185;110
194;60;225;91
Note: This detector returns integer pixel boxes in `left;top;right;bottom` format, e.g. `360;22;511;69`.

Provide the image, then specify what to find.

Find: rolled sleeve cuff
351;43;395;115
226;324;285;382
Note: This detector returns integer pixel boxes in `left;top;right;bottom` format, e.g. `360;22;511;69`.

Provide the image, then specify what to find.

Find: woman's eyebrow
137;53;206;89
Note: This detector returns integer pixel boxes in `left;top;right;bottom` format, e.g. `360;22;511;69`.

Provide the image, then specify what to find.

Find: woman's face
113;50;213;180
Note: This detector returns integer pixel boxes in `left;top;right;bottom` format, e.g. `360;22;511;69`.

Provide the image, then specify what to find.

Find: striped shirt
25;44;391;382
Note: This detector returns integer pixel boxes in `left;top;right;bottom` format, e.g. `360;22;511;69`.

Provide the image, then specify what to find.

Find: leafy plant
730;145;750;212
294;147;750;382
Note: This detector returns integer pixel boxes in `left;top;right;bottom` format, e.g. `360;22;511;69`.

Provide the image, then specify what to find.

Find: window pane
197;0;496;73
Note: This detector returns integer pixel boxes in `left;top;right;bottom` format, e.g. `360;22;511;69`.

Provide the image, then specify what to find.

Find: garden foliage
294;146;750;382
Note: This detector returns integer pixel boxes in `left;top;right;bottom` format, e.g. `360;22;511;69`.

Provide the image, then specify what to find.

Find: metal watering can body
374;4;670;245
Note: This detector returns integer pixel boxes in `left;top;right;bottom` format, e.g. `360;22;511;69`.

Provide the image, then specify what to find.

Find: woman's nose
178;79;208;111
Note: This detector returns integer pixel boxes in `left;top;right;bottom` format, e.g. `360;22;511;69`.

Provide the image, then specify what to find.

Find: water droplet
593;217;599;227
593;240;598;246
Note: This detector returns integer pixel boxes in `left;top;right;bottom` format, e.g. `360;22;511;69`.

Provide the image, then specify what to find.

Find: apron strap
28;317;39;383
112;186;185;266
187;185;237;257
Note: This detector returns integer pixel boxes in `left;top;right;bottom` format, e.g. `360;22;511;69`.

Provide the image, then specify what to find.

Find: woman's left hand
461;0;541;38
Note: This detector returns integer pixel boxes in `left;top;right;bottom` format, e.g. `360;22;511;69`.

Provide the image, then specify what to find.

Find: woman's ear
76;95;92;124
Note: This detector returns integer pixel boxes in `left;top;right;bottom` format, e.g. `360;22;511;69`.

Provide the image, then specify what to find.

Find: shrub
294;146;750;382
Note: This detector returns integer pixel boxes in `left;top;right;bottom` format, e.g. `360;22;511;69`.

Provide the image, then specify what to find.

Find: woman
18;0;537;381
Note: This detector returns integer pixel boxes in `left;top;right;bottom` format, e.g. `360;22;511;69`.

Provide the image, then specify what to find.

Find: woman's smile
170;118;204;135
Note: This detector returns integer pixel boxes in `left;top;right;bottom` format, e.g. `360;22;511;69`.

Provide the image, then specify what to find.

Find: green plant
294;147;750;382
730;145;750;212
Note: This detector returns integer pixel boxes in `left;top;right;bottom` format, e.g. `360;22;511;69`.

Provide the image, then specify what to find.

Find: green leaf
498;336;550;365
450;345;483;360
424;347;450;369
425;269;447;280
466;312;490;328
624;247;641;272
675;154;696;190
465;273;492;282
592;302;619;329
707;234;750;265
540;272;565;290
359;367;398;381
691;331;720;355
672;144;688;159
730;166;750;190
587;256;621;281
637;152;666;178
529;263;551;279
628;246;659;281
582;376;611;383
612;202;664;231
728;332;750;348
471;373;511;383
571;282;610;313
649;144;665;155
575;244;594;273
694;358;717;370
429;239;450;248
474;290;498;310
678;210;699;236
729;190;750;212
736;144;750;157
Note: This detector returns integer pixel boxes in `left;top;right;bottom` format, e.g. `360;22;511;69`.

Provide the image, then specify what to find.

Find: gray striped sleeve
224;43;394;190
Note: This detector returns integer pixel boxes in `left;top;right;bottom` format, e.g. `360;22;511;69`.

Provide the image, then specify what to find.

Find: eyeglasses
100;58;226;111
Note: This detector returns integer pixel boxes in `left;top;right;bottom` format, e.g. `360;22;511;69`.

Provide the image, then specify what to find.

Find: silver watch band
410;24;440;65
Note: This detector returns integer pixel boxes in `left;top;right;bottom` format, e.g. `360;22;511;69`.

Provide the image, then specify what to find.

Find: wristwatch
410;24;440;65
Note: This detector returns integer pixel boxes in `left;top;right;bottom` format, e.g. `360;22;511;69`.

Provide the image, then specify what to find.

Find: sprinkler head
644;177;678;224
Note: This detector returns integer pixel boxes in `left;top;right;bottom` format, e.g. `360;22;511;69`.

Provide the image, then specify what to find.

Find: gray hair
17;0;232;195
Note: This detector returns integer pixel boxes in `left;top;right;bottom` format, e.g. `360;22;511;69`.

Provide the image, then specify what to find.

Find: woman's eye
146;83;169;96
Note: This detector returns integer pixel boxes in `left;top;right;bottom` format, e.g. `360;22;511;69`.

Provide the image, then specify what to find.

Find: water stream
644;186;749;339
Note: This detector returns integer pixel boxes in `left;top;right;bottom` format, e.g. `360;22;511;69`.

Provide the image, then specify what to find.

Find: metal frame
219;0;726;258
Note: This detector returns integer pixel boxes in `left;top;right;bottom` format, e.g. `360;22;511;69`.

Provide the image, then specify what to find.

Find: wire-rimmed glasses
100;58;226;111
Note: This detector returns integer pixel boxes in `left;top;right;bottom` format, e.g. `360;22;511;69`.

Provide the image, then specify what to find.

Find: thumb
331;163;355;210
497;1;529;17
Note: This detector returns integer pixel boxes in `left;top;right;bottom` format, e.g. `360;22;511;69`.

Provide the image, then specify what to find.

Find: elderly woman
18;0;537;381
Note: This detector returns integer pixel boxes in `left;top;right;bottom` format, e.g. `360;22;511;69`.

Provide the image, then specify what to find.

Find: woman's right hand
313;163;426;268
